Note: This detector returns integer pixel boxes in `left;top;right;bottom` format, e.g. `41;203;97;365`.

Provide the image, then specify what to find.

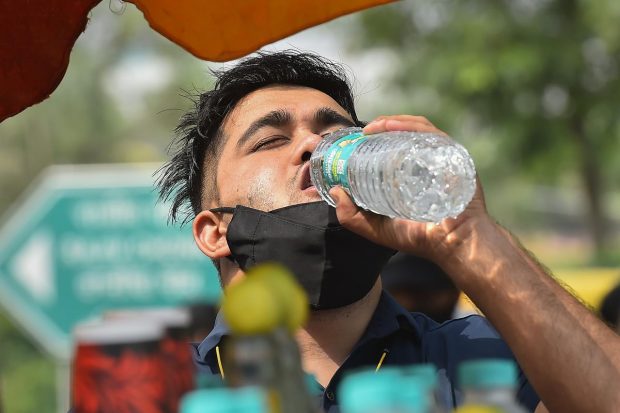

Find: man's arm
329;115;620;412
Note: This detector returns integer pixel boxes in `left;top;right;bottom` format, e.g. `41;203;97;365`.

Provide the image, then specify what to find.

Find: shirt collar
197;311;229;359
353;290;423;349
196;291;423;362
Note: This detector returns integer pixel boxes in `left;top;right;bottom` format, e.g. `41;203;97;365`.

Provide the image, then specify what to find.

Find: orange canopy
0;0;394;122
128;0;395;62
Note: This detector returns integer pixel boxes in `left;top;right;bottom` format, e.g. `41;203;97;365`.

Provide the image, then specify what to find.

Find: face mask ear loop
208;207;236;263
209;207;236;214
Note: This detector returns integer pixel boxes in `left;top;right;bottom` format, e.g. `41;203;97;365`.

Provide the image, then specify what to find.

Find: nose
291;132;322;165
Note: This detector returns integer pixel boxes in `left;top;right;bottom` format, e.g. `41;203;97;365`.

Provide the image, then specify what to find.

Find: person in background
600;282;620;333
381;253;461;323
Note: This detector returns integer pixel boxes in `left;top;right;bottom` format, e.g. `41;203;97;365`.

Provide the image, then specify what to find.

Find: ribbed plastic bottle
310;127;476;222
458;359;528;413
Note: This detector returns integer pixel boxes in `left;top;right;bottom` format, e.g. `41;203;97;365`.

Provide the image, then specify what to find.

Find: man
157;51;620;412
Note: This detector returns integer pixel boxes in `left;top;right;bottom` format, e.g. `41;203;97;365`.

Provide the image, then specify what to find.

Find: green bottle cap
402;363;438;390
180;387;268;413
458;359;517;390
398;375;429;413
339;370;399;413
180;388;234;413
232;387;268;413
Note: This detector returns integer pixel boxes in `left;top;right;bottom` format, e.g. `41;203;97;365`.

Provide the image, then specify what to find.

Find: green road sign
0;164;221;360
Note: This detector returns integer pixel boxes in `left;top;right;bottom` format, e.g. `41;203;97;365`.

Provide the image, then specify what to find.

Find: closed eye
250;136;289;152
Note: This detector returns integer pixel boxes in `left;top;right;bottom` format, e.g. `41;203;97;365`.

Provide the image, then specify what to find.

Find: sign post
0;164;220;410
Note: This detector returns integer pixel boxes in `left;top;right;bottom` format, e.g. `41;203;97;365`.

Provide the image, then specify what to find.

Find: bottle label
322;132;367;189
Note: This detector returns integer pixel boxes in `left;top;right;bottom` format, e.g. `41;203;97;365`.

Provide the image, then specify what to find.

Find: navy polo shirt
192;292;540;412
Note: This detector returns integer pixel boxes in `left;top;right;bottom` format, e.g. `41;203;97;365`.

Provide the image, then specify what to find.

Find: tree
347;0;620;262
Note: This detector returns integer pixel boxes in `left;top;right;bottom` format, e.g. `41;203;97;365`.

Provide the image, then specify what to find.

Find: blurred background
1;0;619;411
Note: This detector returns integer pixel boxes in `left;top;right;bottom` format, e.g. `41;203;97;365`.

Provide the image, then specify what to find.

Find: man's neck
295;281;382;388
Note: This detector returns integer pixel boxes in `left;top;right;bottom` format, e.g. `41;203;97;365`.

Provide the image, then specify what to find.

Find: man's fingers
329;186;395;248
363;116;446;136
328;186;358;221
328;186;438;257
369;115;433;126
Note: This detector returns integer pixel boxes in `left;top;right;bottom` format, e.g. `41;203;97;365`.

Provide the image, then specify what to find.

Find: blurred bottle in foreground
401;364;446;412
220;263;316;413
310;127;476;223
180;386;268;413
104;307;196;412
73;300;218;413
458;359;527;413
339;369;429;413
72;319;171;413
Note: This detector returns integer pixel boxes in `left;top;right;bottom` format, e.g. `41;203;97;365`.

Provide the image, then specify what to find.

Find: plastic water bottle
401;364;445;412
221;264;316;413
339;369;428;413
458;359;528;413
310;127;476;222
180;387;268;413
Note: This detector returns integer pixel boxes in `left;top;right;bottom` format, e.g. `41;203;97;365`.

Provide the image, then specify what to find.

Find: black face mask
211;202;396;310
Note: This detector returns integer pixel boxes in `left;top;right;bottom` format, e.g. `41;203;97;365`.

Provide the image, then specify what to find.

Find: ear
193;210;231;259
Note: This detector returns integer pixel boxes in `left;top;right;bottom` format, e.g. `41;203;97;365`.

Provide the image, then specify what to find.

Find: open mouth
300;163;315;191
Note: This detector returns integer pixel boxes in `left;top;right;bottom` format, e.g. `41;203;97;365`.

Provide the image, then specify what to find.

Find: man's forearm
445;218;620;412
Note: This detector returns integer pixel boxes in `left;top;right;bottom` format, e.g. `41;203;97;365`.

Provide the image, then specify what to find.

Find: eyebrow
237;109;292;149
313;107;356;131
236;106;356;150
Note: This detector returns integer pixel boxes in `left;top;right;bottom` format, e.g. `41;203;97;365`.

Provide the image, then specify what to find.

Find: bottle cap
402;363;438;390
458;359;517;390
398;375;428;412
339;370;398;413
181;387;266;413
232;387;268;413
180;388;233;413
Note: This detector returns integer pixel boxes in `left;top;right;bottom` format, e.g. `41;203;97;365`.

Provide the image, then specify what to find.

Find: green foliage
0;312;56;413
348;0;620;256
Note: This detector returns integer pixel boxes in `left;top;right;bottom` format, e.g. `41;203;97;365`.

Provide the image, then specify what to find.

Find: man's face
212;85;356;210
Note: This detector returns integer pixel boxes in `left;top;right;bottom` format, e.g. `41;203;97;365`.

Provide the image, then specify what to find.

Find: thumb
329;186;393;247
329;186;359;223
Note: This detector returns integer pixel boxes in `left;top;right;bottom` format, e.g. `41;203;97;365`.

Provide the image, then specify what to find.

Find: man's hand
329;115;490;265
331;115;620;412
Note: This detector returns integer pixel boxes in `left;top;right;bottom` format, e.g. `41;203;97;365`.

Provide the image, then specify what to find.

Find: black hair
156;50;362;224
